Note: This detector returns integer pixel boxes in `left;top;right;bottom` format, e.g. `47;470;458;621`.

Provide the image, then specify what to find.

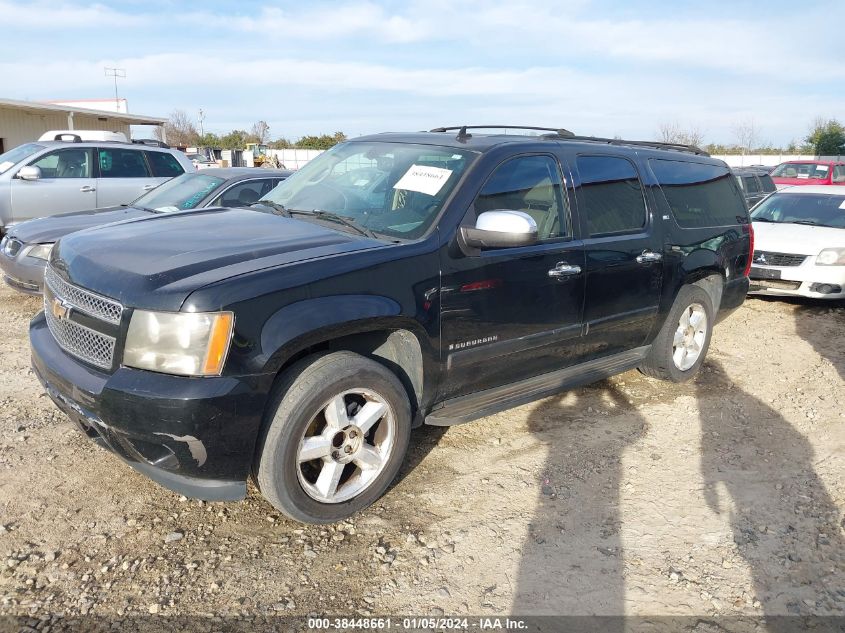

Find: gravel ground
0;283;843;627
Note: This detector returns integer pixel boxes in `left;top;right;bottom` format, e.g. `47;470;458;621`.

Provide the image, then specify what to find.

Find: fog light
809;283;842;294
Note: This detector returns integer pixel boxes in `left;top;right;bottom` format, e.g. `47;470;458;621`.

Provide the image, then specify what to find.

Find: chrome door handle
79;186;96;193
548;262;582;278
636;250;663;264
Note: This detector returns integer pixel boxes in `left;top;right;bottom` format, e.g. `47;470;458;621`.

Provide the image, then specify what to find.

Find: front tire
639;285;715;382
255;351;411;524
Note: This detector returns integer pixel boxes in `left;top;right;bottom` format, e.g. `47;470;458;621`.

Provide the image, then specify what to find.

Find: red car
770;160;845;188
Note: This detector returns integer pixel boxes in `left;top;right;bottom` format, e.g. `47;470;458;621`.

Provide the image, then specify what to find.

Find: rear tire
255;351;411;524
639;285;715;382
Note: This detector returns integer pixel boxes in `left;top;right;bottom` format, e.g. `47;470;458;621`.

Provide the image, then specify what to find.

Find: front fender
259;294;432;374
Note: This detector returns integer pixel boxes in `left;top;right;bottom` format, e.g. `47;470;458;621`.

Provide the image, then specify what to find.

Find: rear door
573;154;663;357
95;147;156;207
9;148;97;221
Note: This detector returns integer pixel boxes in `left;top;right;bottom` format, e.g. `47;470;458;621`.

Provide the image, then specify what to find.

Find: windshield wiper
790;220;821;226
288;209;378;239
751;216;775;222
251;200;290;217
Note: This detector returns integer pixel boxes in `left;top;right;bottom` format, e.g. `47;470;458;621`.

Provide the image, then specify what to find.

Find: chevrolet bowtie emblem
51;298;72;321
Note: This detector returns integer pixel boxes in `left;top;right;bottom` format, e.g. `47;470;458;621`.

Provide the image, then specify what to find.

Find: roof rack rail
430;125;575;137
543;133;709;156
131;138;170;148
53;133;82;143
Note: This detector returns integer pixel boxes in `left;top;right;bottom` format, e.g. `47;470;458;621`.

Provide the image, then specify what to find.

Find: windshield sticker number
393;165;453;196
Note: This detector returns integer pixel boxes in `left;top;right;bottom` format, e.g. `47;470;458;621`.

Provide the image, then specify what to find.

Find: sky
2;0;844;146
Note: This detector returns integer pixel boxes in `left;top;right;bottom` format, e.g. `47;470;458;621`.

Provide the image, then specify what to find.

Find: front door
9;148;96;222
573;154;663;358
439;153;585;400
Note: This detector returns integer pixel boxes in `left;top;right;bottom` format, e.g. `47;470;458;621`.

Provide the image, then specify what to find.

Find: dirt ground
0;283;843;627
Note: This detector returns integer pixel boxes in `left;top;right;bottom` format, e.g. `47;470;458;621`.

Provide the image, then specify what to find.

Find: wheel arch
260;295;432;416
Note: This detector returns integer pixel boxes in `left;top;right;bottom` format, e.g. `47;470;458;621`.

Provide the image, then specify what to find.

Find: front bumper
30;312;273;501
0;251;46;295
748;262;845;300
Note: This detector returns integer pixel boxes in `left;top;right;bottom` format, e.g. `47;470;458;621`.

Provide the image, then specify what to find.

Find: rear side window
833;165;845;183
576;155;646;236
759;174;776;192
650;159;748;228
145;151;184;177
743;176;761;193
98;148;150;178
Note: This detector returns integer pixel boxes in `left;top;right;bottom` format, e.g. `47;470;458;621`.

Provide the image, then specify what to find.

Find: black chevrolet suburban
30;126;752;524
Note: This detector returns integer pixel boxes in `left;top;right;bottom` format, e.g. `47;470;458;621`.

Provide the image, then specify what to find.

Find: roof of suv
354;128;712;157
197;167;292;179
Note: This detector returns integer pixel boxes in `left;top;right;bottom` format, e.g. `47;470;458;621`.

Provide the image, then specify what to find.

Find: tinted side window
650;159;747;228
30;148;93;178
475;155;567;240
576;155;646;236
98;148;150;178
145;151;184;177
833;165;845;183
743;175;761;193
759;174;776;192
212;179;275;207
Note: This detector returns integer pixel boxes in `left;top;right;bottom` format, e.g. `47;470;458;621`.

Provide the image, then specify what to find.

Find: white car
749;185;845;299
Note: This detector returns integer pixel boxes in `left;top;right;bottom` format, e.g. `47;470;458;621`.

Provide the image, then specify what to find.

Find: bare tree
156;110;199;147
657;121;705;147
251;121;271;144
733;119;758;155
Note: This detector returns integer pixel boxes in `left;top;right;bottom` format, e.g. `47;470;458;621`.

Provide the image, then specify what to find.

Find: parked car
732;167;777;207
0;168;290;294
748;185;845;299
770;160;845;189
185;153;218;170
30;126;752;524
0;132;195;233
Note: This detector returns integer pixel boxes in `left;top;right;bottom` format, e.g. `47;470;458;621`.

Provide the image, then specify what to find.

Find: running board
425;346;650;426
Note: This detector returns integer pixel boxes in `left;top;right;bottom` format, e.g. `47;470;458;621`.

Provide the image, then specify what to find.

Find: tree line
155;110;347;150
657;117;845;156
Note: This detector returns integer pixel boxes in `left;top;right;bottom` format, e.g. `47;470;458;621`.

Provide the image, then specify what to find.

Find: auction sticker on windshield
393;164;453;196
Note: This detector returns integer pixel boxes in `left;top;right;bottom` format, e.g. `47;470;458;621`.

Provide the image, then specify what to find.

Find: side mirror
459;210;538;253
17;166;42;181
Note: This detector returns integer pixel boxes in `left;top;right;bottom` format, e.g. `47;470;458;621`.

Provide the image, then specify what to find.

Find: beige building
0;98;166;153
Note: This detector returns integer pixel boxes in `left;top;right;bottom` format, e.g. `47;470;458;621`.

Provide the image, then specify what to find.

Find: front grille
43;266;123;370
44;266;123;324
44;301;116;370
2;237;22;258
752;251;807;267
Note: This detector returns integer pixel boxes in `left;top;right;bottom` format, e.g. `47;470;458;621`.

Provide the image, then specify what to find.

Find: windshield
260;141;475;239
771;162;830;179
0;143;45;174
134;173;226;211
751;192;845;228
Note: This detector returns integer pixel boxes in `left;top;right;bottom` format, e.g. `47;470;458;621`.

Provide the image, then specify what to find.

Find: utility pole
103;67;126;112
198;109;206;137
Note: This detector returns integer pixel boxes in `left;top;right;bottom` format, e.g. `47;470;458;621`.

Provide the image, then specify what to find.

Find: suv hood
9;206;150;244
52;207;383;311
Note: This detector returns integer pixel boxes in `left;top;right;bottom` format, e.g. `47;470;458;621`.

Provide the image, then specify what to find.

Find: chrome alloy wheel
296;389;396;504
672;303;708;371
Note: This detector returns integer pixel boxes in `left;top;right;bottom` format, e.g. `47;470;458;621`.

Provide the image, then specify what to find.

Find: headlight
124;310;234;376
25;243;54;260
816;248;845;266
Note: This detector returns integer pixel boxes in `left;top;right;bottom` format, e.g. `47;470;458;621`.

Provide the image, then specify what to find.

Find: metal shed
0;98;167;153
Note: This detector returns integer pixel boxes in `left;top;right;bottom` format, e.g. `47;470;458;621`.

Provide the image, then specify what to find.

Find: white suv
0;132;195;232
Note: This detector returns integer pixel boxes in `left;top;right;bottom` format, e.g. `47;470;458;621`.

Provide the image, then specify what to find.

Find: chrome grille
752;251;807;267
44;298;116;370
42;265;123;370
44;266;123;324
